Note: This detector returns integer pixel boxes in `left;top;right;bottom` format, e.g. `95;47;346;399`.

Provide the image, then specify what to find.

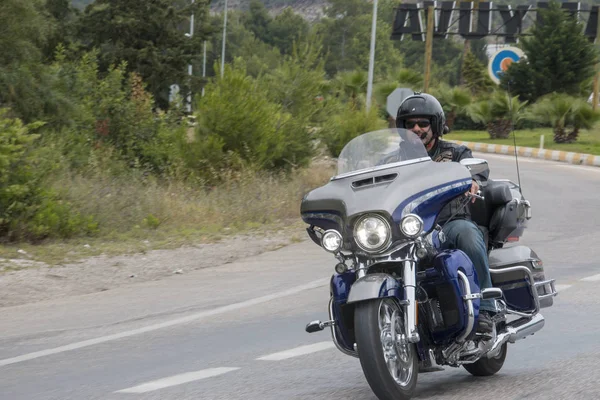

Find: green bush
42;50;188;177
0;110;41;238
29;194;99;240
0;110;98;241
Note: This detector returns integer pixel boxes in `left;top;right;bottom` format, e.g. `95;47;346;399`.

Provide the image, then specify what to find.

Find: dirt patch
0;225;309;308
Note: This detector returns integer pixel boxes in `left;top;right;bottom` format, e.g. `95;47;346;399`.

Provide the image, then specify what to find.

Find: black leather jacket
428;139;489;224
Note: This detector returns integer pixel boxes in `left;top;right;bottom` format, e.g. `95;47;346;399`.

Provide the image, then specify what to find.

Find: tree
78;0;211;110
206;11;281;78
0;0;71;123
261;38;328;122
269;8;309;55
397;40;463;86
501;1;597;103
242;0;273;44
461;51;495;96
0;0;48;66
192;61;314;175
317;0;403;77
42;0;81;62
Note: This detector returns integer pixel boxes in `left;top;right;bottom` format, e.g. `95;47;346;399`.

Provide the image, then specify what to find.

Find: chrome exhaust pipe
508;313;545;342
487;313;545;357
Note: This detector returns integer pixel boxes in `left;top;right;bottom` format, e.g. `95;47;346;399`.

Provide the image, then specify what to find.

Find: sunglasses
405;120;431;129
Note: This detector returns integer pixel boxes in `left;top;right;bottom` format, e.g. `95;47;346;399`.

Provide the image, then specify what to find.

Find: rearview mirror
460;158;489;177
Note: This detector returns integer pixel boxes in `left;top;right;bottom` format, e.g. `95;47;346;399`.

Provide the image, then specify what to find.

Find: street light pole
187;0;195;112
221;0;228;78
202;40;207;97
366;0;378;113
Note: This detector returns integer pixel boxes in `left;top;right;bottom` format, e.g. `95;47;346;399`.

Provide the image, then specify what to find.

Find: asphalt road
1;153;600;400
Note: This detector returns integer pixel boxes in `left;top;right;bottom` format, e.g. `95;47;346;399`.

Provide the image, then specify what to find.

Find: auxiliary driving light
401;214;424;238
335;263;348;274
322;230;343;253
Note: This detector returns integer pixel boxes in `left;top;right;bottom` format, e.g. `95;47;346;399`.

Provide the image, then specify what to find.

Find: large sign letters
391;2;599;42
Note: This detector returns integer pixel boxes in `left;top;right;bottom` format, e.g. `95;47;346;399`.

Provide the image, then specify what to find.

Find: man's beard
419;131;435;147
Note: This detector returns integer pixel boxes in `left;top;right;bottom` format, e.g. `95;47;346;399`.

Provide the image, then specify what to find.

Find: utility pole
221;0;228;78
424;6;434;92
460;0;481;84
366;0;378;112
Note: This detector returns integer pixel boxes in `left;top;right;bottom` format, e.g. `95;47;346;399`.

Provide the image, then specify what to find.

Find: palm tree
371;68;423;107
394;68;423;90
430;84;471;130
332;69;368;106
528;93;600;143
467;90;527;139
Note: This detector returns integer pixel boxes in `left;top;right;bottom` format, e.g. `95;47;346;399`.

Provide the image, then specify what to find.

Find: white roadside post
366;0;378;113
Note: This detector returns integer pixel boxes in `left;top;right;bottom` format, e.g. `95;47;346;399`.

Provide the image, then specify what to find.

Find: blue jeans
441;219;496;312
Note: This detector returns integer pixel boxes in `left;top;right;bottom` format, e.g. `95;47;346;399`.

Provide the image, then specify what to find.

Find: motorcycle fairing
391;177;472;232
301;160;472;236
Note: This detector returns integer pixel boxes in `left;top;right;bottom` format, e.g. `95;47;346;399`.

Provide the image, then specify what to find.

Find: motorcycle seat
469;180;512;230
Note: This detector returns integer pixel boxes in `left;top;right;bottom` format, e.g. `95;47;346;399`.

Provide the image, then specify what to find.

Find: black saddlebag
488;246;554;311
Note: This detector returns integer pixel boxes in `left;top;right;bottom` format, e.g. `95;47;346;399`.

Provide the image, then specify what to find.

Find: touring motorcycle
301;128;557;400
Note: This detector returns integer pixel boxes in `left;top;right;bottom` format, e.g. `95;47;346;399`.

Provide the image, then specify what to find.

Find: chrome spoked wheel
379;298;414;386
355;298;418;400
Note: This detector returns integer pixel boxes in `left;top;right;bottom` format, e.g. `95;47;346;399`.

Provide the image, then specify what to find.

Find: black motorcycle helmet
395;92;447;137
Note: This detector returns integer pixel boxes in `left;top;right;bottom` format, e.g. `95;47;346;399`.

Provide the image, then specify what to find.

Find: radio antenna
507;81;523;195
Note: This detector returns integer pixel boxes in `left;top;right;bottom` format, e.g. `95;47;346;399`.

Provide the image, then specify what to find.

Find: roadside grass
447;128;600;155
0;161;336;266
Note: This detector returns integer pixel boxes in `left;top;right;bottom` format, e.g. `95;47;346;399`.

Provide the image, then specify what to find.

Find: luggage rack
490;265;558;318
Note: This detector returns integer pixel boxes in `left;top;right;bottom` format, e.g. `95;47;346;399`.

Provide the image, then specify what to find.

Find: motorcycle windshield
336;129;430;178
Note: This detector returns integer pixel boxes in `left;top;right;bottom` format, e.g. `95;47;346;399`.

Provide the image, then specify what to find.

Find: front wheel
354;298;418;400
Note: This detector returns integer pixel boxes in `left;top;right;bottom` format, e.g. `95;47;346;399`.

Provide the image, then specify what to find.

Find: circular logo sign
488;47;525;84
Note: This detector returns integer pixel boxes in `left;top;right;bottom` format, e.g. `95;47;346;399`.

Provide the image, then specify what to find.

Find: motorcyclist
395;92;495;334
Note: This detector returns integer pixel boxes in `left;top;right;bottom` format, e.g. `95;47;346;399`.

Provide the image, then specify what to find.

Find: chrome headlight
401;214;423;238
321;230;343;253
354;214;391;253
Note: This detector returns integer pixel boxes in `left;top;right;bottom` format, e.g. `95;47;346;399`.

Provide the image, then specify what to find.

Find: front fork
356;247;420;344
403;259;420;343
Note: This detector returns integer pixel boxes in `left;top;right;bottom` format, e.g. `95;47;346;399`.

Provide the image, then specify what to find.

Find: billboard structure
391;2;599;43
390;2;600;103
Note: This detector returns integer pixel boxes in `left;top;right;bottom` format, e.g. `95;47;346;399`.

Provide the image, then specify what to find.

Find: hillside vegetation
1;0;598;258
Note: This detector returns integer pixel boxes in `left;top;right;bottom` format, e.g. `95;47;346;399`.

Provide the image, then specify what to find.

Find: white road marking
581;274;600;282
0;278;329;368
115;367;240;394
555;284;572;292
256;341;335;361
